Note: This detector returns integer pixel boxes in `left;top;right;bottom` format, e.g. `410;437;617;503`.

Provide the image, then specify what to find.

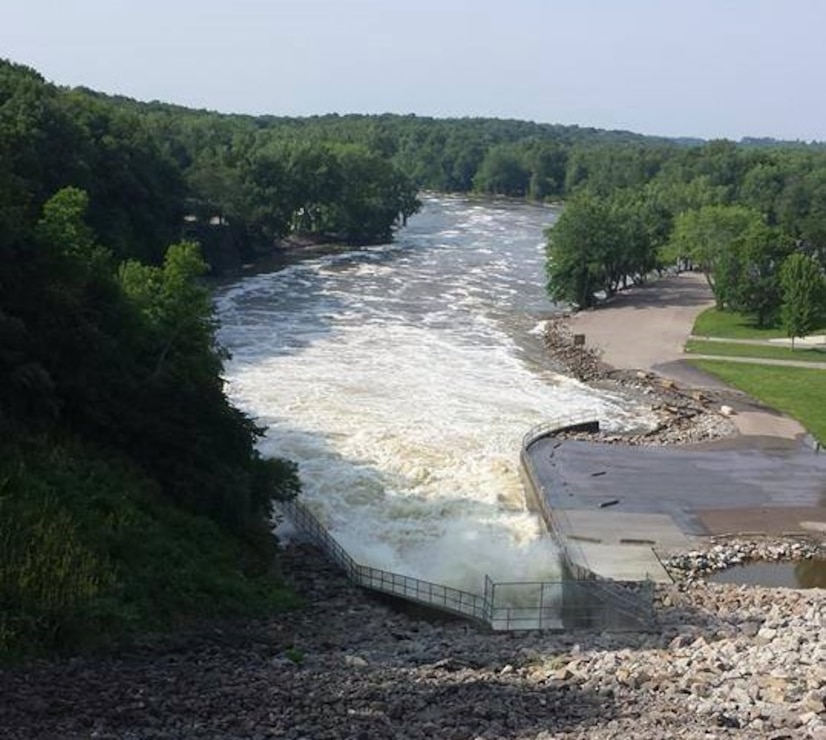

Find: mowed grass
685;339;826;363
692;307;826;340
688;360;826;443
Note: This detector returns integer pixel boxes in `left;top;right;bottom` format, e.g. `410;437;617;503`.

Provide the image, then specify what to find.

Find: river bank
1;544;823;739
556;271;810;443
542;315;740;446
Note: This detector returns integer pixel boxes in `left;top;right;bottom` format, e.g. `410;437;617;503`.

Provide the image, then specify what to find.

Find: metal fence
279;494;657;632
520;414;603;451
280;499;492;625
520;415;659;630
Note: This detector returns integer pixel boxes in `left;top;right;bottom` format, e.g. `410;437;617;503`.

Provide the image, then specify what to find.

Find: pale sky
2;0;824;142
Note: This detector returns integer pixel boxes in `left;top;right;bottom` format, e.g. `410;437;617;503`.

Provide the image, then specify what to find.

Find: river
214;194;655;593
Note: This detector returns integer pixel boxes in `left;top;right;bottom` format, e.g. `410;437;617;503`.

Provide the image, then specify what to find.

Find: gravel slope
1;544;823;739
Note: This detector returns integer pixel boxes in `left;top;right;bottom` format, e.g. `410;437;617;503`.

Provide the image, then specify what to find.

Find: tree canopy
780;253;825;347
542;138;826;323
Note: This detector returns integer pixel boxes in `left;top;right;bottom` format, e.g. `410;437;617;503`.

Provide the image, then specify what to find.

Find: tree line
545;141;826;339
0;60;307;653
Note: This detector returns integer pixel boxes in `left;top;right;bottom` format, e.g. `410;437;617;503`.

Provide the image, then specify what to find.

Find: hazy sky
2;0;824;141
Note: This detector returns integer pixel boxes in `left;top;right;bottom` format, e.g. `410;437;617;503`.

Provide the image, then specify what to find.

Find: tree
665;205;764;308
779;253;825;349
118;242;300;529
610;190;670;286
473;145;530;197
739;161;785;223
545;194;620;308
728;223;794;327
314;144;419;243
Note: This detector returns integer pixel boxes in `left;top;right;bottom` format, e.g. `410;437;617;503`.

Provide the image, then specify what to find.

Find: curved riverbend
215;195;657;592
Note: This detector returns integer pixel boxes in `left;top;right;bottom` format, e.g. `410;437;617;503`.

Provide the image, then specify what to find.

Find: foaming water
215;195;654;593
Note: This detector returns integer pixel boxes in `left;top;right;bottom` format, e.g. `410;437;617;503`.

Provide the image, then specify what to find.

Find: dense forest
2;57;826;655
541;140;826;331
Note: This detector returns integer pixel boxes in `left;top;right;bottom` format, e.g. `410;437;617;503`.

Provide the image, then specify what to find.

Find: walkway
686;354;826;370
566;272;822;440
524;435;826;580
534;273;826;581
686;335;826;370
567;272;714;376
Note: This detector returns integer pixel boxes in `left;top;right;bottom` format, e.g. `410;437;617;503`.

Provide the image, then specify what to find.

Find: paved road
565;272;821;440
568;272;714;374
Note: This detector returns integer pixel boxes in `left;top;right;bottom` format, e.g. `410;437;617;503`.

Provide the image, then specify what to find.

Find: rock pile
544;317;738;446
665;539;825;582
1;544;823;739
543;318;611;382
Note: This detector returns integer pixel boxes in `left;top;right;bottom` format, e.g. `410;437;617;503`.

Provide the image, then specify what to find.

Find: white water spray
216;196;654;593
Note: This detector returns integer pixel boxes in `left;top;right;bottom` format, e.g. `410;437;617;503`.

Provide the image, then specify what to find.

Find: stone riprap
0;544;823;739
664;539;825;581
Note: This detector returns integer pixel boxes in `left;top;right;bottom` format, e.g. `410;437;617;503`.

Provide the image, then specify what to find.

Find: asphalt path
565;272;817;440
523;275;826;574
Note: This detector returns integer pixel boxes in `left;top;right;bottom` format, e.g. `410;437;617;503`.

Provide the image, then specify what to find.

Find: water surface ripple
215;195;653;591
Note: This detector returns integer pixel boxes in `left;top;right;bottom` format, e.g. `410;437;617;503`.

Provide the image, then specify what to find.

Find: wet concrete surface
527;436;826;539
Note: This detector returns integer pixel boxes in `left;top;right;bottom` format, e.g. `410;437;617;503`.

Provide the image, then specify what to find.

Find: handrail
520;414;657;627
279;495;656;632
280;499;493;624
521;414;601;449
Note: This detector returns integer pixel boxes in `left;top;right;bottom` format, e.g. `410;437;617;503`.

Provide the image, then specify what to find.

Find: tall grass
0;493;110;653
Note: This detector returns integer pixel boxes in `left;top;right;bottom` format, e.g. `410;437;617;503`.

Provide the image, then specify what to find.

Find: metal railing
519;415;658;630
521;414;602;450
519;416;596;570
280;499;493;625
279;496;656;632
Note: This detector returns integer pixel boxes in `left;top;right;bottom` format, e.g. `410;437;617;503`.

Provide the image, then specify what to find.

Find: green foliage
59;91;186;263
320;144;420;243
0;435;298;657
0;62;307;654
0;487;109;654
779;253;826;347
726;223;794;327
284;646;305;665
545;191;666;308
545;194;615;308
473;144;530;196
116;241;301;530
666;205;764;308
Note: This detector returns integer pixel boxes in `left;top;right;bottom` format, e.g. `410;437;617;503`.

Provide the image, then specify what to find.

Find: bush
0;435;297;658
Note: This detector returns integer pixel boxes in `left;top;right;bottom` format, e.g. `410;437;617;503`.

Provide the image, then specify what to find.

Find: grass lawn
685;339;826;363
692;307;826;340
688;360;826;444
